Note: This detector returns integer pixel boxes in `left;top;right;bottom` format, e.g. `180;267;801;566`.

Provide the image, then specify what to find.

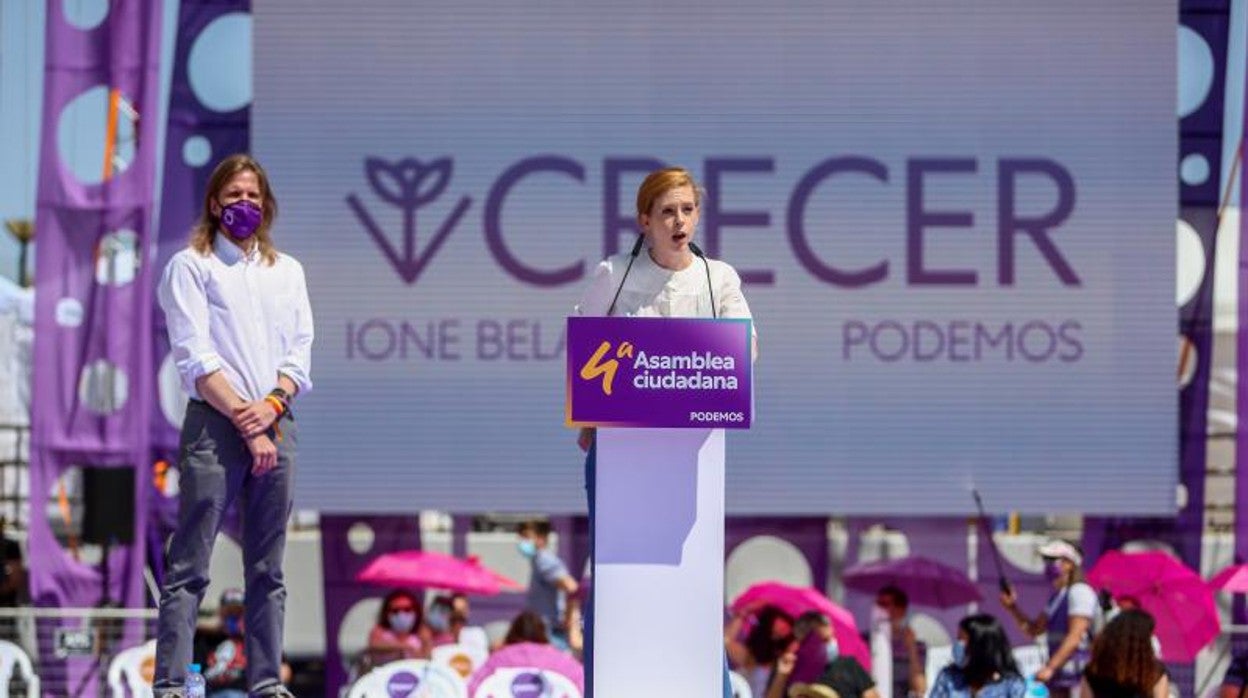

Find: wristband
264;395;287;418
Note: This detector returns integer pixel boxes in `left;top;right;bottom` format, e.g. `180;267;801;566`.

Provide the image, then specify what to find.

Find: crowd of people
351;519;587;692
174;526;1248;698
724;540;1187;698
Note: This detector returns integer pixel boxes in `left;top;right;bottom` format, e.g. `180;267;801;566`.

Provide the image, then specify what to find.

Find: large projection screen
254;0;1176;514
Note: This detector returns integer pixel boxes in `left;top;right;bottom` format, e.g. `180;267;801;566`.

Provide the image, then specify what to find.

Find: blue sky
0;0;234;284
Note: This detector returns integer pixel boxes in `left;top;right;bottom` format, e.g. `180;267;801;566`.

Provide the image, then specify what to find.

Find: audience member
366;589;429;664
1081;610;1168;698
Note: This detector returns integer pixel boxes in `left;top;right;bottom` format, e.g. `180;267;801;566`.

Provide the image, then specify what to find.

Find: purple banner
1177;2;1230;573
1236;47;1248;577
29;0;162;602
566;317;752;429
28;0;163;691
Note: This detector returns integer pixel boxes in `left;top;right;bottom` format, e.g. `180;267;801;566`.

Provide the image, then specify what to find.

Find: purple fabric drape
146;0;252;586
28;0;163;691
29;0;162;609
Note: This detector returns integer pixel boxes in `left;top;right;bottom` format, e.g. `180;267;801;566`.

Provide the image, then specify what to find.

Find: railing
0;424;29;529
0;606;158;697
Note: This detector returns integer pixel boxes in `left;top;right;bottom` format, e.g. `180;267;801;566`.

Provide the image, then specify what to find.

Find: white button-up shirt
158;235;314;403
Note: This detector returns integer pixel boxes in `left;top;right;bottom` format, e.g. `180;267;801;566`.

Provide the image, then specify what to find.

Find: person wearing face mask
930;614;1026;698
576;166;759;697
154;154;313;698
367;589;430;664
192;589;248;698
193;589;294;698
767;611;878;698
517;520;579;651
426;594;469;647
1000;540;1099;697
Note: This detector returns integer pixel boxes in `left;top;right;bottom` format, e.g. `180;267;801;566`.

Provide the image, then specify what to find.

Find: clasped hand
232;401;280;475
233;400;278;438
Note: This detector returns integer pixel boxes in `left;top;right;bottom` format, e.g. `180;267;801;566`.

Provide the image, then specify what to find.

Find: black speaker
81;466;135;545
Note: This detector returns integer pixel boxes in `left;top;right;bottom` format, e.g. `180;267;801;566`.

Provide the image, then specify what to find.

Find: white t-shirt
1063;582;1099;619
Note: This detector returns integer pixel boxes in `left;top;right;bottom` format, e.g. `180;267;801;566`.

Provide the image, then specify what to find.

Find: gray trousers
154;401;296;696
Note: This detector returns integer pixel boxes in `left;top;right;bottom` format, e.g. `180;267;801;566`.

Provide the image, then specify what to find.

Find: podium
567;317;753;697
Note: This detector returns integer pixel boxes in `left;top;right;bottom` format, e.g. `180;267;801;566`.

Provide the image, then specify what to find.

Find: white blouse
575;249;755;330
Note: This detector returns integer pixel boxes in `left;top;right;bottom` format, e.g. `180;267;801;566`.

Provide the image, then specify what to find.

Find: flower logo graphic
346;157;472;284
579;340;635;396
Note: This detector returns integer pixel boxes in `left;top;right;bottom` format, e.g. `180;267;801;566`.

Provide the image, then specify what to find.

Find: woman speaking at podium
574;166;757;696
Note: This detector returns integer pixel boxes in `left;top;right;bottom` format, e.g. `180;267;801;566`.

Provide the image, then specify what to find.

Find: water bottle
185;662;207;698
1024;675;1049;698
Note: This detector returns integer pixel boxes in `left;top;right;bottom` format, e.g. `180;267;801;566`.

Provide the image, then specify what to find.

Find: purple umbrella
844;555;982;608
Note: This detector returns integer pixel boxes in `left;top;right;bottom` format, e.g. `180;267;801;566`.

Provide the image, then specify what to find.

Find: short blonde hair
635;167;701;218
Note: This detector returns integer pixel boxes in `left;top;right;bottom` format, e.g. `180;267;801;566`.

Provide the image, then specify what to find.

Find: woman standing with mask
930;614;1026;698
1001;540;1099;697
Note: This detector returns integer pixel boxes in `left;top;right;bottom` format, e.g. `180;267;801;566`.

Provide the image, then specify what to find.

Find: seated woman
1080;610;1168;698
929;614;1026;698
768;611;879;698
365;589;430;665
426;593;470;647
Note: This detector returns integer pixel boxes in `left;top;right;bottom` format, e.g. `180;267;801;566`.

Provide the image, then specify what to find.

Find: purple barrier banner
566;317;752;429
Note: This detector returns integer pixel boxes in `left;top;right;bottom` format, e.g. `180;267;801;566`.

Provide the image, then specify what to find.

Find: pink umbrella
1208;564;1248;593
467;642;584;696
1086;550;1220;662
844;555;982;608
730;581;871;670
356;550;523;595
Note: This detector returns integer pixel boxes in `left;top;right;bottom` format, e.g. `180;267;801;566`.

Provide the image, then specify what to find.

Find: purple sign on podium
566;317;753;429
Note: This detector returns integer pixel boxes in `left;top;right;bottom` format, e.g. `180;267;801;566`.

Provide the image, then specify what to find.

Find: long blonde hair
190;154;279;265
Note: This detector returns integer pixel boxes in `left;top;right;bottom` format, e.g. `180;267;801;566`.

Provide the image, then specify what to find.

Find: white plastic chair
0;640;39;698
459;626;489;655
348;659;468;698
729;669;753;698
108;639;156;698
431;643;487;679
923;644;953;698
471;667;580;698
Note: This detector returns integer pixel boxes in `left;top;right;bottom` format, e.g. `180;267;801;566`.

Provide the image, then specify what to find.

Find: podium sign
567;316;753;696
566;317;753;429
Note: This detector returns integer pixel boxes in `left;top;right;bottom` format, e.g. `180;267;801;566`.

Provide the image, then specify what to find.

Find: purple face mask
1044;560;1065;582
220;200;262;240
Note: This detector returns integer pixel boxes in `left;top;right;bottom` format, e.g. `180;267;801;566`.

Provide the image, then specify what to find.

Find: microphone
606;235;645;316
687;242;717;319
